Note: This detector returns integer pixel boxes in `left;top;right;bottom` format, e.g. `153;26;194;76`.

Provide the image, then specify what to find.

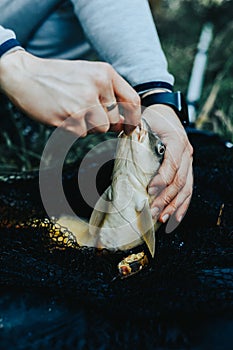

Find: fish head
118;118;165;185
89;118;166;257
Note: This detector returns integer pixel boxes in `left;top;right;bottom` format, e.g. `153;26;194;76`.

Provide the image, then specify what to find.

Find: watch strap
134;81;173;95
141;91;189;127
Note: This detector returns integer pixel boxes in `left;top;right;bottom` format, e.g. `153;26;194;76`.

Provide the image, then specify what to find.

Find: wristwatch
141;91;189;127
133;82;189;127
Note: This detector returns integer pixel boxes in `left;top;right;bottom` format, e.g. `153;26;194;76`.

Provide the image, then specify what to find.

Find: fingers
111;69;141;134
64;63;141;136
160;162;193;220
149;133;193;234
109;114;125;132
57;62;141;136
140;104;193;234
63;103;111;136
149;143;183;196
150;158;193;233
150;148;190;208
64;98;121;136
85;103;110;133
100;86;121;125
96;64;141;135
105;102;120;125
62;113;88;137
165;194;192;234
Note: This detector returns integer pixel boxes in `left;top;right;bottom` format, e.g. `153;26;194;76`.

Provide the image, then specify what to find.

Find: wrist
0;50;27;93
0;38;23;56
133;81;189;127
143;104;186;135
141;91;189;127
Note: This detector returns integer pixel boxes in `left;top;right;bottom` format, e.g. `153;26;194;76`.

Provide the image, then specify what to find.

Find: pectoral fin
136;199;156;258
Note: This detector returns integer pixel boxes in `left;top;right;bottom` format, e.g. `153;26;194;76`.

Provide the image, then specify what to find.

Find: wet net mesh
0;129;232;306
0;106;233;349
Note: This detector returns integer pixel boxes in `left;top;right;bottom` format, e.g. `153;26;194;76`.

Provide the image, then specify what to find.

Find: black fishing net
0;107;233;349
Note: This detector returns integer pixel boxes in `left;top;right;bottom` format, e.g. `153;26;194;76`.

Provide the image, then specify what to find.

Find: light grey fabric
72;0;174;85
0;0;63;44
0;0;174;86
25;1;92;60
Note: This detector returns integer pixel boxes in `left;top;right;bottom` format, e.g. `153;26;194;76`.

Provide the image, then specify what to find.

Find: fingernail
148;186;158;195
151;207;160;218
161;214;169;223
178;215;183;223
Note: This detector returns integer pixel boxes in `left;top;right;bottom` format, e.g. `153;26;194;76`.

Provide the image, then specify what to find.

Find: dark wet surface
0;286;232;350
0;131;233;349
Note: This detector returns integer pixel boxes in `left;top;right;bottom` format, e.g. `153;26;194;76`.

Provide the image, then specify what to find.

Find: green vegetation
152;0;233;141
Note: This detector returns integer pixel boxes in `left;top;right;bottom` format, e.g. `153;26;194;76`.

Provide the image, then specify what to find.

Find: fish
58;118;165;257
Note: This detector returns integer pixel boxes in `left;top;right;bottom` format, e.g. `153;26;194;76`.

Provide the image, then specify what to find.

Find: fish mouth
119;120;146;142
122;119;166;160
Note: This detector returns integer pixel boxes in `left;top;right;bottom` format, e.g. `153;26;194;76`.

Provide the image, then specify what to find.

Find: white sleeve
0;25;24;57
72;0;174;86
0;25;16;45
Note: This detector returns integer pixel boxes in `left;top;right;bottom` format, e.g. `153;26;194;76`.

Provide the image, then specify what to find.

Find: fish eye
156;141;166;156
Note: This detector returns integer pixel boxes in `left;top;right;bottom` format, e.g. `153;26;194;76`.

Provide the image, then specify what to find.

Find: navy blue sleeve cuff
133;81;174;95
0;38;22;57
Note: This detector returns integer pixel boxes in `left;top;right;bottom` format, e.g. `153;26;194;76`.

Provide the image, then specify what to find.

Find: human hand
0;50;141;136
143;104;193;233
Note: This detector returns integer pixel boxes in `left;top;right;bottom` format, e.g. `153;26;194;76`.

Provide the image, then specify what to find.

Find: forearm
72;0;174;86
0;25;25;74
0;25;23;92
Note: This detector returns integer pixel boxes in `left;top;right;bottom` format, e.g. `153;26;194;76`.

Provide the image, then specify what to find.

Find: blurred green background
0;0;232;173
151;0;233;140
